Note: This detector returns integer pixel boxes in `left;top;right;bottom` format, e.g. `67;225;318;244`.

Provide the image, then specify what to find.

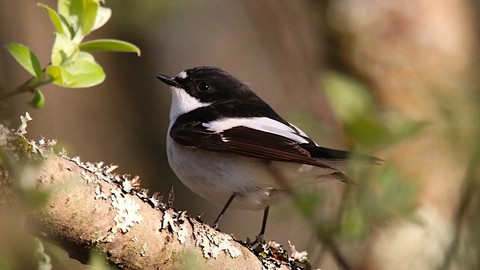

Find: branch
0;121;308;269
438;132;480;270
0;78;34;101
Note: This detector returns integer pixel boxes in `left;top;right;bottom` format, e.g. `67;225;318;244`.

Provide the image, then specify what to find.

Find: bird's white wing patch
289;123;319;146
203;117;310;144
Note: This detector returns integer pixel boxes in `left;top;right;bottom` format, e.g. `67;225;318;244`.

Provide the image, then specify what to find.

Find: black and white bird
157;66;380;238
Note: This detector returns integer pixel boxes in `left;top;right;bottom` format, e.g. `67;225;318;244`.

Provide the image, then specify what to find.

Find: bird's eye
198;82;210;92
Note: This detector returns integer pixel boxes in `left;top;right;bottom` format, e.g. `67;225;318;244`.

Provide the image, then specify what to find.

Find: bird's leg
259;206;269;236
254;206;269;244
212;193;237;230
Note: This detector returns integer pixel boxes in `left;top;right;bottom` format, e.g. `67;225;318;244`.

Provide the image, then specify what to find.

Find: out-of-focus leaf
346;116;427;149
345;117;389;147
322;71;374;122
322;70;426;149
51;33;78;65
34;238;52;270
0;246;14;270
28;89;45;109
350;165;417;230
6;43;42;78
294;189;324;219
38;3;65;35
69;0;99;35
91;6;111;31
386;117;428;144
46;65;76;87
340;207;367;240
377;166;417;214
79;39;141;56
88;251;113;270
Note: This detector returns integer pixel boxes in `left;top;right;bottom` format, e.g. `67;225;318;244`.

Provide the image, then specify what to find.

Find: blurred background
1;0;480;269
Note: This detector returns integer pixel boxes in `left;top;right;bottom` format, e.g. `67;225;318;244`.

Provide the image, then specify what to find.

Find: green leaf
69;0;99;36
88;251;111;270
341;207;368;240
322;71;374;122
38;3;65;35
91;6;111;31
34;238;52;270
63;53;105;87
28;89;45;109
6;43;42;78
294;189;324;219
48;52;105;88
79;39;141;56
57;0;71;18
51;33;78;65
56;0;76;38
47;65;76;86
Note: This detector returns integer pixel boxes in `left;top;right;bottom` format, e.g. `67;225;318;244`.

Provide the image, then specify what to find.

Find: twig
438;133;480;270
0;76;53;101
0;79;33;100
267;166;353;270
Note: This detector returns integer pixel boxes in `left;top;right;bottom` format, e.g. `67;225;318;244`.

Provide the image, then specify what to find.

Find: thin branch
267;165;353;270
0;78;34;101
438;133;480;270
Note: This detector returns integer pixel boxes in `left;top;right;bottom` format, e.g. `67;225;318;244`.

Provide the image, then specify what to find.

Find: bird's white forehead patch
177;71;188;79
169;87;210;121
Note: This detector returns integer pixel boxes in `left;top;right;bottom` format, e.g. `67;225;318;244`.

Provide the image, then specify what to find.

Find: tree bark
0;124;299;269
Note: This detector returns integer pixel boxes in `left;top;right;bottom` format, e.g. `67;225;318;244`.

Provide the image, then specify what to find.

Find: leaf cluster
5;0;140;108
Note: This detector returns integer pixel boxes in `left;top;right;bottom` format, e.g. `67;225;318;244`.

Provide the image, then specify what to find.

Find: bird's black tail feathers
333;172;358;185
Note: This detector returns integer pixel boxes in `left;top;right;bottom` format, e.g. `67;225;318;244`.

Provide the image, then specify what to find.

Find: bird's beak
156;74;182;88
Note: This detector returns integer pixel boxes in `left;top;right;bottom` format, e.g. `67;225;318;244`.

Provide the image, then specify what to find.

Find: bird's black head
157;66;258;105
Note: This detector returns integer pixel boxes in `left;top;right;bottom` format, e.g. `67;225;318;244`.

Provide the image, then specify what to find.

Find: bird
156;66;380;240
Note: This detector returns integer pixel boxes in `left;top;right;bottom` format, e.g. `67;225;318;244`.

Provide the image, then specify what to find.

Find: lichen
110;188;143;233
160;210;242;259
190;218;241;259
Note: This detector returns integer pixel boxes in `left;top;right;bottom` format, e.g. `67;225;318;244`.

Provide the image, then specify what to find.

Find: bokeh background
1;0;480;269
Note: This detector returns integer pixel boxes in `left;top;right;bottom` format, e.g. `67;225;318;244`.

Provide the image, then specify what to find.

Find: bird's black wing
170;122;335;169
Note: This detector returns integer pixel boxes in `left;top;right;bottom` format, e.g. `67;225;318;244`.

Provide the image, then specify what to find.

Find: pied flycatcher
157;66;380;237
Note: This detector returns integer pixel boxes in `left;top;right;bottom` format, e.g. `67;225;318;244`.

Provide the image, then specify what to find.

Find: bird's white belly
166;136;336;210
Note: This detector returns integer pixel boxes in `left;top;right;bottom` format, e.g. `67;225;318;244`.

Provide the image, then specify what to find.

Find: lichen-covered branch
28;154;266;269
0;117;307;269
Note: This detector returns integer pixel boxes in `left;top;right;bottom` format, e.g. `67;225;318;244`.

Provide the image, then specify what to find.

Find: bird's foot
211;222;221;232
244;233;266;248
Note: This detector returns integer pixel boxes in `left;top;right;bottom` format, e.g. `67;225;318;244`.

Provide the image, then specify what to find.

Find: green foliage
289;71;422;245
34;238;52;270
5;44;42;78
4;0;140;108
0;245;15;270
28;89;45;109
322;71;427;150
79;39;142;55
339;165;417;240
294;189;325;220
88;251;115;270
